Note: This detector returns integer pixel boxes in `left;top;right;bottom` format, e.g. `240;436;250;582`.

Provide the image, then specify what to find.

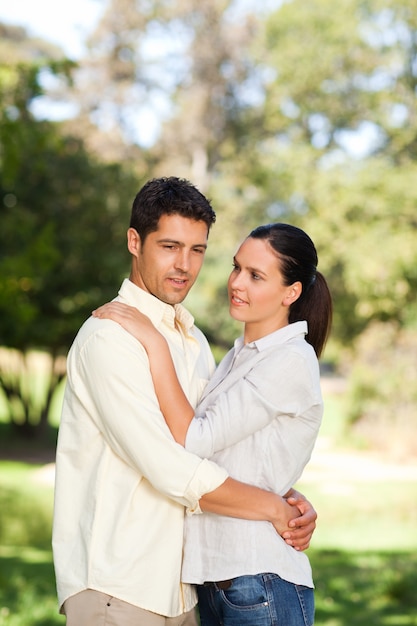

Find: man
53;177;316;626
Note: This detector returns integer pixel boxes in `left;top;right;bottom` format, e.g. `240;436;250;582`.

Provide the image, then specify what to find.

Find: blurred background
0;0;416;624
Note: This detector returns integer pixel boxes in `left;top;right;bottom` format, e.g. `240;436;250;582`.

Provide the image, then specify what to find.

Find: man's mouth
168;277;188;287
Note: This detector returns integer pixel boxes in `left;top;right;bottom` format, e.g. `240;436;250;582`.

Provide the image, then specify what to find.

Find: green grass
1;461;417;625
1;384;417;625
311;549;417;626
0;462;63;625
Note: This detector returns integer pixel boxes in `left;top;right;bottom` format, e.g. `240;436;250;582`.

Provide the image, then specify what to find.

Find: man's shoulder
70;315;131;357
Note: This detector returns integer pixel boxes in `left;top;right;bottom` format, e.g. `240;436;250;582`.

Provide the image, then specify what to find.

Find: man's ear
283;281;302;306
127;228;141;257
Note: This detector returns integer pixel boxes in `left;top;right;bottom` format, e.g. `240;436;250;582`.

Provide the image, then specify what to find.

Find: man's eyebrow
157;238;182;245
157;238;207;249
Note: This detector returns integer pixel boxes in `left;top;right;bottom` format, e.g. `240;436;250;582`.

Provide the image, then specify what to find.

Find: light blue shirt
182;321;323;587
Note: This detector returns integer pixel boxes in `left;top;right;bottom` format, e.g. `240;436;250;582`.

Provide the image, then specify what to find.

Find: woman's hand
281;488;317;551
92;302;160;349
269;496;303;537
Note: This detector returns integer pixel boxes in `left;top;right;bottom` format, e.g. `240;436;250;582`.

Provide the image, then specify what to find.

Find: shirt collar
234;320;308;353
118;278;195;333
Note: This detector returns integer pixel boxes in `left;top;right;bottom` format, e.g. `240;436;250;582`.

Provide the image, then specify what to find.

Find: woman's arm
200;477;299;536
92;302;282;452
92;301;196;445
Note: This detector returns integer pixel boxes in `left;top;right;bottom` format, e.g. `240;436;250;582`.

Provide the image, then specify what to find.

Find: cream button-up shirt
52;279;228;617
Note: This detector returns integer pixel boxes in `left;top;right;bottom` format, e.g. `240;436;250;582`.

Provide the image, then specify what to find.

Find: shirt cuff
184;458;228;516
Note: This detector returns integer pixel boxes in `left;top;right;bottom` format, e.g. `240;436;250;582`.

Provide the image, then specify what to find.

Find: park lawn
0;461;62;626
1;460;417;626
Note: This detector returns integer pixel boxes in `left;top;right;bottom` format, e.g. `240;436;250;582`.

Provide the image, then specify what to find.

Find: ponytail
289;271;332;358
249;223;332;358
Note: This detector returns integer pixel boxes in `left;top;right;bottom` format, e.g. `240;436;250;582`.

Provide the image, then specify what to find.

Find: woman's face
227;236;300;342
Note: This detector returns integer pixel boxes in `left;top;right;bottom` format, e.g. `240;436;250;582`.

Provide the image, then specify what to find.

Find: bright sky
0;0;164;144
0;0;104;58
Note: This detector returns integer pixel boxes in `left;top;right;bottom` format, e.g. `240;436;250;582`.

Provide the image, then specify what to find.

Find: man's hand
281;488;317;551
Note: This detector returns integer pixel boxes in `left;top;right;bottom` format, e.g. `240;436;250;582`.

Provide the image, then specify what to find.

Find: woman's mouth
230;294;246;305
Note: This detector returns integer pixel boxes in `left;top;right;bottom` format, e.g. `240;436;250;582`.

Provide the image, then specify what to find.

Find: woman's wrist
140;329;168;354
269;493;299;534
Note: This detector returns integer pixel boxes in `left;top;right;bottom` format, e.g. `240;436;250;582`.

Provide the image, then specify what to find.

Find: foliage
1;0;417;441
71;0;258;180
0;60;140;436
39;0;417;353
215;0;417;343
343;322;417;459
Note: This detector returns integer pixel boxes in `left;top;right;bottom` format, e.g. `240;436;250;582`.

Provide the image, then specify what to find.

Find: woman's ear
127;228;141;257
283;281;302;306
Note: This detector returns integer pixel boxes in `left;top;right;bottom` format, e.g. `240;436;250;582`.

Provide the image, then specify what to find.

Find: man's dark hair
130;177;216;243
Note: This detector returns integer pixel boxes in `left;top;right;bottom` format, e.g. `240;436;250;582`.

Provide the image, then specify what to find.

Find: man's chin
161;290;190;306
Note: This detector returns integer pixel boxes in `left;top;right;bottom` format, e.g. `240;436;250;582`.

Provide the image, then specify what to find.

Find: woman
93;223;332;626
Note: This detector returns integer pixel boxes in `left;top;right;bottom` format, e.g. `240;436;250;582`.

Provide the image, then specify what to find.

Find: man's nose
174;250;190;272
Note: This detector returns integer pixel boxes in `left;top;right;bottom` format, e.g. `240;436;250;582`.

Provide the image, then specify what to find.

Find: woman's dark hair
249;223;332;358
130;177;216;243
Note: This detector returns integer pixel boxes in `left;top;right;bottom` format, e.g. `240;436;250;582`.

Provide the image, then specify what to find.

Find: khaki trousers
63;589;198;626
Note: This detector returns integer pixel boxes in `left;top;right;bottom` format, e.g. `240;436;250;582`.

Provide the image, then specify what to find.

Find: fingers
286;497;317;526
282;499;317;552
284;521;316;538
282;521;316;551
92;302;130;320
284;537;312;551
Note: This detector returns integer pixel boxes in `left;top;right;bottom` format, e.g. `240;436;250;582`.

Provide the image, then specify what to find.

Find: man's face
128;214;209;305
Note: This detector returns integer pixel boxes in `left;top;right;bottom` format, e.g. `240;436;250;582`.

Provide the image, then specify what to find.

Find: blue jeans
197;574;314;626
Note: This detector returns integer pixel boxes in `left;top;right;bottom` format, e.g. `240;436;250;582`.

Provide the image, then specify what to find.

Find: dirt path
301;436;417;485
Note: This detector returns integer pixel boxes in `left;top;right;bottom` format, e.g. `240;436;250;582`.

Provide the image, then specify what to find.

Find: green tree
59;0;417;352
64;0;259;188
0;60;140;437
206;0;417;347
